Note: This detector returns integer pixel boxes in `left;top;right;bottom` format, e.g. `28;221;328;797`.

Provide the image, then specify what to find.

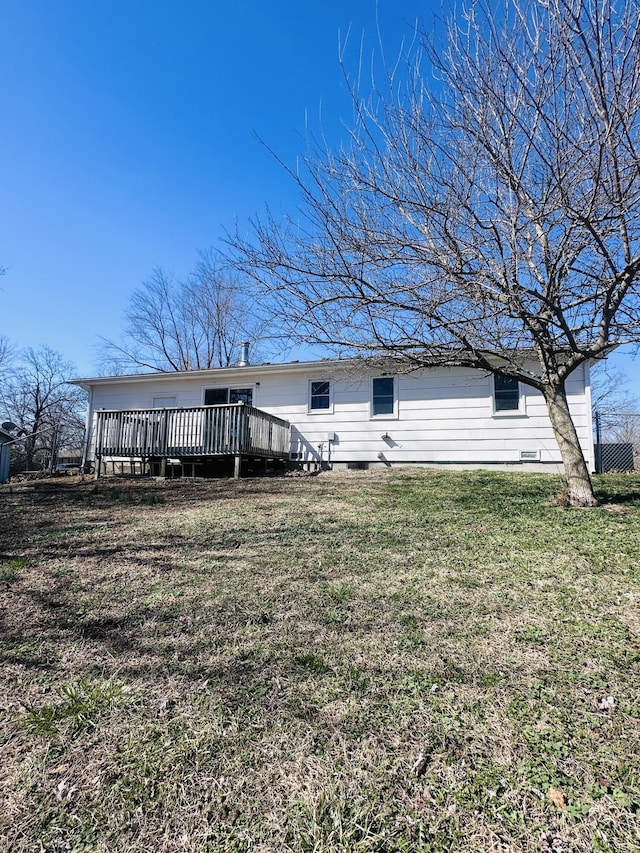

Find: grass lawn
0;469;639;852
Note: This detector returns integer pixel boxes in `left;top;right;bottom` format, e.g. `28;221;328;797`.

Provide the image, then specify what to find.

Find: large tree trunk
543;382;598;507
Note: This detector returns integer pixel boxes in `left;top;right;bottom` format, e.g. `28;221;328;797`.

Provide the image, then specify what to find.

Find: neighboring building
70;355;595;476
55;450;83;469
0;427;13;484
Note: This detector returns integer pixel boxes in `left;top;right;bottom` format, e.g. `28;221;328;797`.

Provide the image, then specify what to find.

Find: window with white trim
371;376;396;417
204;387;253;406
493;374;522;413
153;396;177;408
309;380;332;412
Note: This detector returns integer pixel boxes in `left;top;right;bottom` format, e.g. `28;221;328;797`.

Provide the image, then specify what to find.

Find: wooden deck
93;404;291;478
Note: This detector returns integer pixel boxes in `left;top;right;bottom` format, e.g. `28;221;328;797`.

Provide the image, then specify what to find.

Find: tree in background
0;336;13;376
0;346;86;472
590;361;640;463
236;0;640;506
590;362;638;417
102;250;268;373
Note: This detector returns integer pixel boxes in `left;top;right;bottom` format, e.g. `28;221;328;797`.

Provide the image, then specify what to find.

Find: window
309;380;331;411
372;376;395;416
493;374;521;412
204;388;228;405
204;387;253;406
230;388;253;405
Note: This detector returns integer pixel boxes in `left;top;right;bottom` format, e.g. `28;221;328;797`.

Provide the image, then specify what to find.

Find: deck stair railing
94;404;290;474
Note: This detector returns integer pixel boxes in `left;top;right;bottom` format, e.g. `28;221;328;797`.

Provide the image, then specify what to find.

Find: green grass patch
21;677;132;740
0;557;29;583
1;470;639;852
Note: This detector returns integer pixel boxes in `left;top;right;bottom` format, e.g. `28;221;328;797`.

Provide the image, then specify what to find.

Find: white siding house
71;356;595;474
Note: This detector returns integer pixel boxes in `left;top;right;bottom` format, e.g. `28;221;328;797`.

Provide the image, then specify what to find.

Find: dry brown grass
0;470;639;852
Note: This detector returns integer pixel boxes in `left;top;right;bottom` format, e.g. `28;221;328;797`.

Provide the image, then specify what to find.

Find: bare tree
590;361;640;465
607;413;640;458
590;362;638;415
234;0;640;505
0;336;14;376
102;250;268;373
0;346;87;471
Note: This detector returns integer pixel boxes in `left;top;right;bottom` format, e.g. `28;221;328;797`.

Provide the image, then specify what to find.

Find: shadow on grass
1;539;268;690
594;478;640;505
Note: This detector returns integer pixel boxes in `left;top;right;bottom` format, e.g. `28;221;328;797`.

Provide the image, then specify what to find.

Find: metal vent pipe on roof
239;341;250;366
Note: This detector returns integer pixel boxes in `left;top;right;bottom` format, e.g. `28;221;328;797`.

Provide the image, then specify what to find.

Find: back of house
70;355;594;477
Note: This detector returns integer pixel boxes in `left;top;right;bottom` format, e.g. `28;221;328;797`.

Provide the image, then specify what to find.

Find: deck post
94;413;104;480
233;454;241;479
159;409;170;479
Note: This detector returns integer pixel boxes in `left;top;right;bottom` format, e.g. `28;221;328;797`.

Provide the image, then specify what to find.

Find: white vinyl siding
81;360;593;471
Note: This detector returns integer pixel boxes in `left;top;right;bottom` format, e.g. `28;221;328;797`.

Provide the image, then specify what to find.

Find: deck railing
94;404;290;462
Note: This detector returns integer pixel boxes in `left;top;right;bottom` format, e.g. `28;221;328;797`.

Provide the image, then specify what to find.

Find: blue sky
1;0;638;398
1;0;404;374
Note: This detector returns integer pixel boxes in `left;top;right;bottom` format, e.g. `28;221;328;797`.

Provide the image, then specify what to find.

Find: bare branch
232;0;640;504
100;250;272;373
0;346;87;471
